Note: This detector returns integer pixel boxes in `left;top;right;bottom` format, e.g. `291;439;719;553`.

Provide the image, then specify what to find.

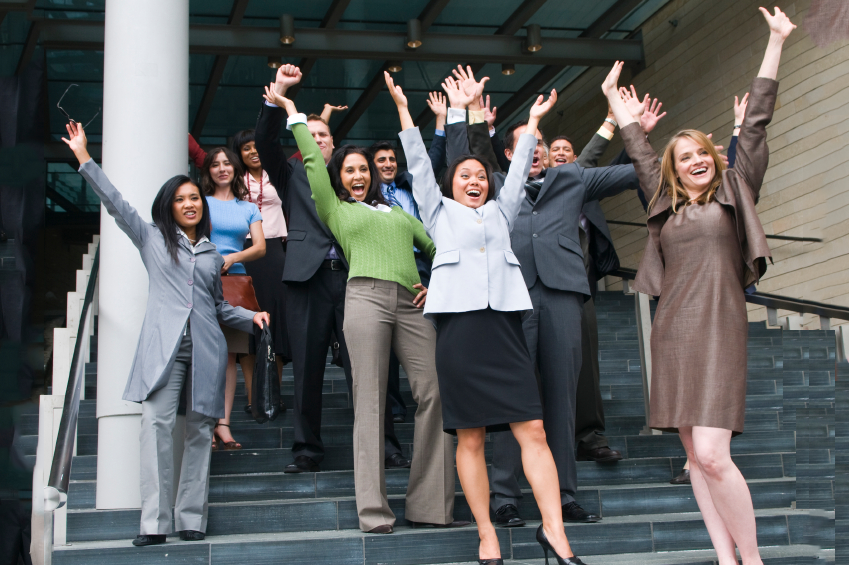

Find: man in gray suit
449;110;640;525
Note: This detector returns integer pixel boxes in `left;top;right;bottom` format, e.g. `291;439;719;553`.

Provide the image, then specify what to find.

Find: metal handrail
606;220;823;243
44;245;99;512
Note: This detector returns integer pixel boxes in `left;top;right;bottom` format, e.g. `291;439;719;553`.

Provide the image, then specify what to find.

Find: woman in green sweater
264;87;457;534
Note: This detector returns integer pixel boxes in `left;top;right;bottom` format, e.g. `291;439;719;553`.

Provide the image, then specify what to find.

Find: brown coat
621;77;778;296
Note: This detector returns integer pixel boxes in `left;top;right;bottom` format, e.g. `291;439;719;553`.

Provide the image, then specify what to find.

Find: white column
96;0;189;510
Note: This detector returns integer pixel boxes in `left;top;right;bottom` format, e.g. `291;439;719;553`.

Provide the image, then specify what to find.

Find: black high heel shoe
536;524;586;565
478;560;503;565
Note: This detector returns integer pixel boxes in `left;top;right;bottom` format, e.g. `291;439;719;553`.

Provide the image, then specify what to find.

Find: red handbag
221;274;260;311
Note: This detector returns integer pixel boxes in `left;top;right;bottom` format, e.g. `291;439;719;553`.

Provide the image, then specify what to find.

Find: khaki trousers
343;277;455;531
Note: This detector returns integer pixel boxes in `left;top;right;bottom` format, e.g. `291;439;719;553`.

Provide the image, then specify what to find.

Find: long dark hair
200;147;248;200
442;155;495;203
151;175;210;263
327;145;389;207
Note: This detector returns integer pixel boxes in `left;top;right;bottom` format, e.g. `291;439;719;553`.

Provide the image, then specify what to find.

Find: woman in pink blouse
190;131;290;412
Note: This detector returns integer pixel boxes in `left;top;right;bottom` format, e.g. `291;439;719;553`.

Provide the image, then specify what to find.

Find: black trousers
490;282;583;510
286;266;400;463
575;295;608;449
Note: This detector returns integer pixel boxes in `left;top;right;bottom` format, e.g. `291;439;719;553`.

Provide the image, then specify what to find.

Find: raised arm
255;64;303;199
426;92;448;174
264;87;340;225
63;123;153;249
320;103;348;125
387;72;443;231
733;8;793;198
497;90;556;230
601;63;659;205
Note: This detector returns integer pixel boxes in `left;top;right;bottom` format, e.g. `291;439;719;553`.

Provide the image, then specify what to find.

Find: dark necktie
525;178;544;203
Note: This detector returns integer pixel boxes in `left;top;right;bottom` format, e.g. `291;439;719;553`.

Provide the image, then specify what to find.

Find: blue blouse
206;196;262;274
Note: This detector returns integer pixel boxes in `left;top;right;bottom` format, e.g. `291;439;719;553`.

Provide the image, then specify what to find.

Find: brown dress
619;77;778;435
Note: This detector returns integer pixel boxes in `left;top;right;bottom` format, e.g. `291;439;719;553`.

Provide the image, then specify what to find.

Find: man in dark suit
448;108;640;526
255;64;404;473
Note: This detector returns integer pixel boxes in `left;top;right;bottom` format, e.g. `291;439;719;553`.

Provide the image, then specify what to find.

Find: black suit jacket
451;122;639;296
255;103;348;283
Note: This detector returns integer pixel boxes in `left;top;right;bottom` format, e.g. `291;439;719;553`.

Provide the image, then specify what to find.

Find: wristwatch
605;117;618;128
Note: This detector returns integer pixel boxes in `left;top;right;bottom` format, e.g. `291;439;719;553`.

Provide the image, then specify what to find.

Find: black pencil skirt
434;307;543;435
243;237;290;361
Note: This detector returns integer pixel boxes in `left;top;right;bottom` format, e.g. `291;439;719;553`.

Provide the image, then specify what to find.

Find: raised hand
759;6;796;40
481;95;497;128
733;92;749;125
386;72;414;131
384;71;408;108
264;85;297;116
274;64;302;96
620;85;649;119
601;61;624;99
452;65;489;110
529;89;557;121
61;122;91;164
441;76;475;109
641;98;666;134
320;103;348;125
426;91;447;118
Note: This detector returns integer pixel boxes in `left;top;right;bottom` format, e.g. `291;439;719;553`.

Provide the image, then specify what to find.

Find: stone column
95;0;189;510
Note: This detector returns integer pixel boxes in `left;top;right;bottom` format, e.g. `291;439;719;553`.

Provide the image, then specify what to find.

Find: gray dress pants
490;281;583;510
343;277;455;532
139;326;216;534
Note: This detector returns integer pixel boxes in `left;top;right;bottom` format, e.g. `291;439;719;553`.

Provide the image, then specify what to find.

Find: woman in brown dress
601;8;795;565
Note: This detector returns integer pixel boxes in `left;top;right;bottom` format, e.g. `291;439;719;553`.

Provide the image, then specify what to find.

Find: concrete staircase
20;291;837;564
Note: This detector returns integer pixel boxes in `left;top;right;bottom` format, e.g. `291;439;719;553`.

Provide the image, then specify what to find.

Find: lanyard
246;171;263;211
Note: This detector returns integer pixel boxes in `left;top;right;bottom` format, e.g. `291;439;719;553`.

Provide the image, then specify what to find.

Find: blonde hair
648;129;726;214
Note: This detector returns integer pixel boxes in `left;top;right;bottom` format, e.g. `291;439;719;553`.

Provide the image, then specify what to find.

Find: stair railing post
634;291;656;435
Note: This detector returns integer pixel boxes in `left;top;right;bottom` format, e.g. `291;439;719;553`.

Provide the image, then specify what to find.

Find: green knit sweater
292;122;436;296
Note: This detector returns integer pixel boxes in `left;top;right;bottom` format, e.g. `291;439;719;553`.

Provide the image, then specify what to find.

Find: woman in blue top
200;147;266;449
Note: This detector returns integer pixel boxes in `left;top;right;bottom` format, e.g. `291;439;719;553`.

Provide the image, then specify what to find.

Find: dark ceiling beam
413;0;548;127
15;19;40;76
38;21;644;66
190;0;250;138
287;0;352;101
332;0;453;141
45;186;83;214
493;0;644;127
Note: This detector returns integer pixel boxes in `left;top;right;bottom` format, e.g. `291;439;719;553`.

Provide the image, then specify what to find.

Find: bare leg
240;354;256;404
678;428;736;563
684;459;690;471
510;420;574;559
690;426;762;565
456;428;500;560
215;353;240;446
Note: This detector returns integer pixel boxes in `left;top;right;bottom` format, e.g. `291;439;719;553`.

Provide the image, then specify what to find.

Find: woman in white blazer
386;72;584;565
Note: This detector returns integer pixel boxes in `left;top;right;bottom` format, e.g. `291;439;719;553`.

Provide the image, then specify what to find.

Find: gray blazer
457;123;640;296
399;127;535;319
79;160;256;419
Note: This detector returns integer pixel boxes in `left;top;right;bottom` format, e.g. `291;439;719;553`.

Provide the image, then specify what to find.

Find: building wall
539;0;849;328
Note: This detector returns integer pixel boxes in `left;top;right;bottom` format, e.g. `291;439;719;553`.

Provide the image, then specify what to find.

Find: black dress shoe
132;534;166;546
393;414;405;423
284;455;320;473
385;453;411;469
244;403;252;414
562;501;600;523
179;530;205;541
536;524;586;564
577;445;623;463
670;468;691;485
367;524;394;534
493;504;526;527
409;520;470;528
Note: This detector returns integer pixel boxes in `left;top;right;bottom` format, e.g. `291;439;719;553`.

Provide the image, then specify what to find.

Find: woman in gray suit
386;73;584;565
62;123;268;547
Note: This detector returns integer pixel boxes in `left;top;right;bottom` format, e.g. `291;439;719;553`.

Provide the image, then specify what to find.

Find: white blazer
398;127;536;321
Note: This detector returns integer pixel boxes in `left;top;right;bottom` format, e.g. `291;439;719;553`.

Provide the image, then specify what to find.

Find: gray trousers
139;326;216;534
490;281;583;510
343;278;455;531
